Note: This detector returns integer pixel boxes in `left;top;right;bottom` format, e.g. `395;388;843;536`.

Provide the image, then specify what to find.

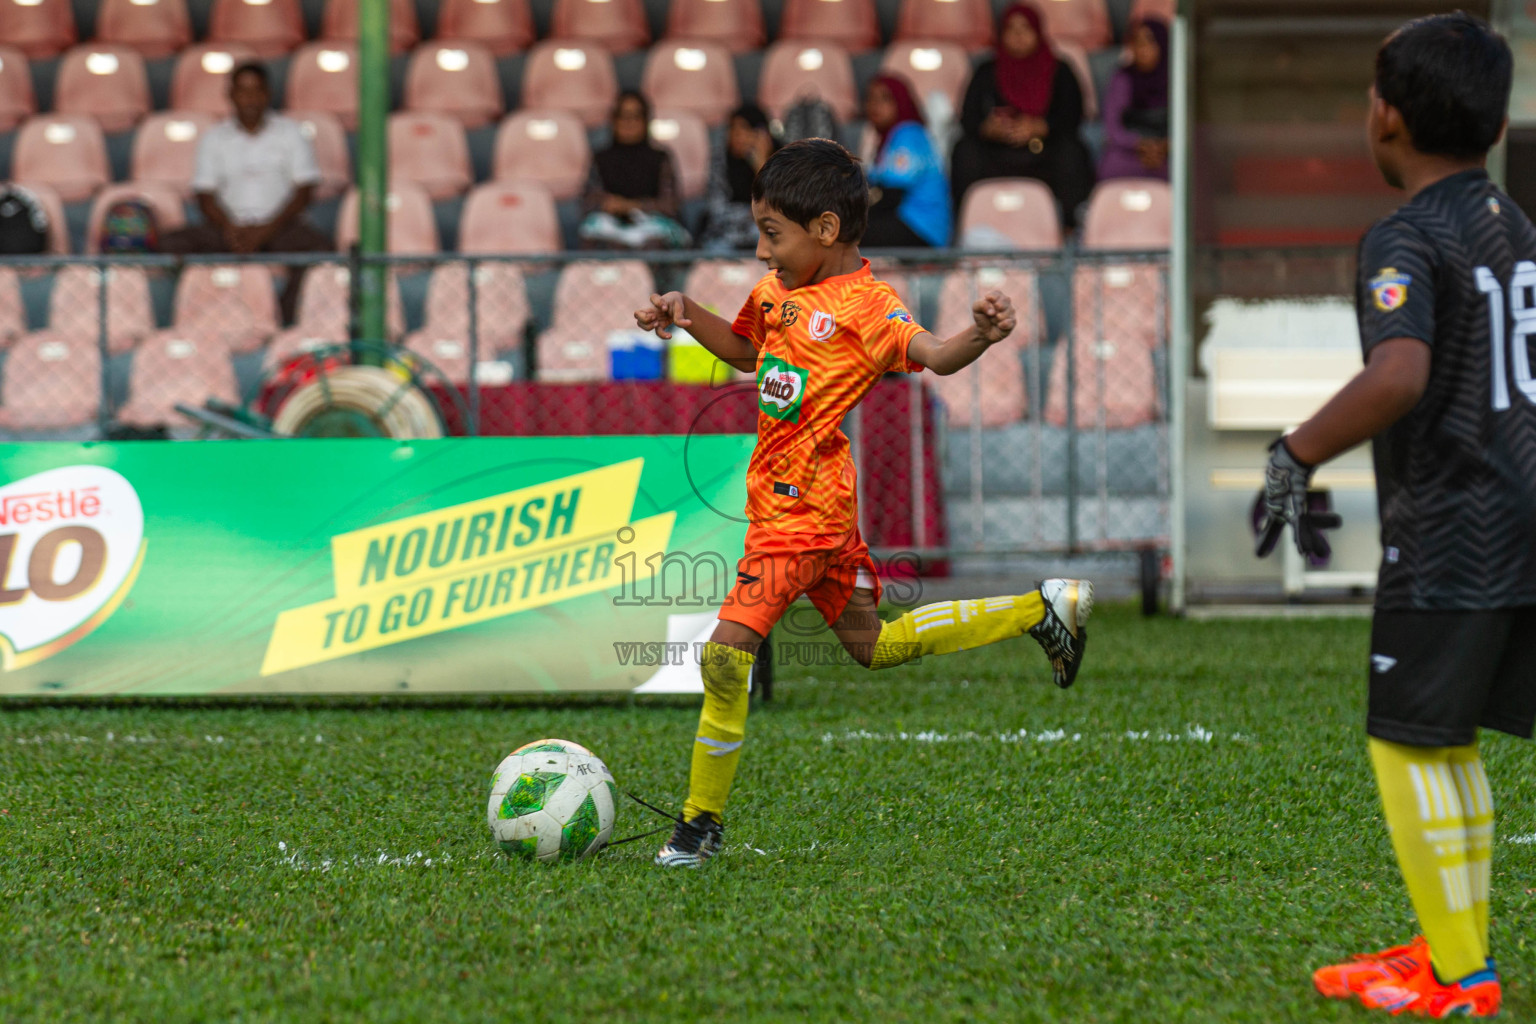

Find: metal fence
0;248;1170;561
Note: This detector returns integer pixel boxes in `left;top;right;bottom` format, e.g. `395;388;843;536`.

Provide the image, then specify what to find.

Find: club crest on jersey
1370;268;1411;312
1489;197;1502;216
886;309;914;324
758;354;807;422
779;300;800;327
809;310;836;342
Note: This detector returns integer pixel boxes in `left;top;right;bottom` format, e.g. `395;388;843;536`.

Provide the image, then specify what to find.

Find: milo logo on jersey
757;355;808;423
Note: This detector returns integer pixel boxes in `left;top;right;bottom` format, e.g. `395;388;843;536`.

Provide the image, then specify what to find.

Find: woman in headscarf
863;73;950;247
699;103;776;251
579;90;690;249
1099;18;1170;181
950;2;1095;228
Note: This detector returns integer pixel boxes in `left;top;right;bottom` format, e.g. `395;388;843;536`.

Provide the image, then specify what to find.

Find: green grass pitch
3;602;1533;1022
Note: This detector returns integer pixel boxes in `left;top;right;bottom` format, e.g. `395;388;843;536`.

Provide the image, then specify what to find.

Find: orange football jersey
731;259;928;534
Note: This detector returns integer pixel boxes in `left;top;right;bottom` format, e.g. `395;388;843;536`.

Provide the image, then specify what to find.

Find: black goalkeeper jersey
1357;168;1536;610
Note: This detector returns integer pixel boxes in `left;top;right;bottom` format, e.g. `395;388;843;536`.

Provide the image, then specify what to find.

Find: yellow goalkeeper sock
1370;737;1488;982
1447;743;1494;960
868;593;1046;670
681;641;754;824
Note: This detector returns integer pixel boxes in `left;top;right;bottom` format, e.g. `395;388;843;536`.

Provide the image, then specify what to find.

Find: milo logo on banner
758;354;807;423
0;466;145;669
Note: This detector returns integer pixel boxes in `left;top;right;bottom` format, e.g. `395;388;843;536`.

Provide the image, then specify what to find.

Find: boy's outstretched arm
635;291;759;372
907;291;1017;375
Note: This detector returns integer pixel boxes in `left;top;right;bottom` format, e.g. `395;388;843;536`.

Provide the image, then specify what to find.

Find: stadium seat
130;112;214;195
404;262;531;371
55;45;152;134
756;41;858;122
263;327;338;368
934;265;1037;341
286;43;359;131
83;181;186;254
0;0;76;60
459;180;560;253
640;42;739;128
116;331;239;427
0;332;100;430
172;263;279;353
894;0;991;50
536;259;654;381
8;180;69;252
320;0;418;53
434;0;535;57
663;0;763;54
1053;41;1097;120
0;47;37;132
402;332;476;383
492;110;591;199
648;110;708;200
1081;178;1171;250
521;41;619;128
403;41;502;129
1044;269;1161;428
46;265;153;354
777;0;879;52
0;268;22;346
550;0;649;53
928;343;1027;426
684;259;759;319
289;109;350;198
388;111;473;199
957;179;1061;250
336;181;440;254
879;41;970;115
95;0;192;58
274;262;405;345
169;44;256;117
207;0;306;57
1028;0;1111;50
13;115;110;203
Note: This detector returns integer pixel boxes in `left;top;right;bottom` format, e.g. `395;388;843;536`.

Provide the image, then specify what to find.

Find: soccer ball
487;738;617;863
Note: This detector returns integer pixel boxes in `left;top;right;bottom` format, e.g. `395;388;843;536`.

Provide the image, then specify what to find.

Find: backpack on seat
776;96;837;143
98;198;160;253
0;186;49;254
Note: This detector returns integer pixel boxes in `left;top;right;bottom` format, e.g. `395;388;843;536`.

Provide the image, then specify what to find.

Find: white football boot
1028;579;1093;688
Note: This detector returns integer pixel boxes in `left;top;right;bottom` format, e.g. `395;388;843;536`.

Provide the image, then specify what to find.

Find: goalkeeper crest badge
1370;268;1411;312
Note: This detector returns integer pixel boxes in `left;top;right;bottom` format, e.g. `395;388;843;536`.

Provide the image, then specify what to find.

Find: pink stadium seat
13;116;109;203
173;263;279;353
435;0;534;56
0;332;99;430
95;0;192;58
8;180;69;253
55;45;151;134
777;0;879;52
117;331;239;427
684;259;760;319
929;344;1027;427
388;111;472;199
1027;0;1110;50
934;265;1038;342
895;0;991;49
83;182;186;254
649;110;709;200
46;265;153;354
1081;179;1171;250
207;0;306;57
403;41;503;129
0;268;22;346
408;261;530;355
289;110;350;199
402;332;475;383
663;0;763;54
286;43;359;130
336;182;439;254
0;0;76;60
536;259;654;381
1044;301;1159;429
492;110;591;199
276;262;406;345
0;47;36;132
263;328;337;369
879;41;970;114
170;44;256;117
130;112;214;195
521;42;618;128
550;0;649;53
1053;41;1097;120
459;180;560;254
757;41;858;122
320;0;418;53
957;179;1061;250
640;42;739;128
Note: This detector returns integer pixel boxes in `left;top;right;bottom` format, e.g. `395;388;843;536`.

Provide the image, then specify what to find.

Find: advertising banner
0;437;753;695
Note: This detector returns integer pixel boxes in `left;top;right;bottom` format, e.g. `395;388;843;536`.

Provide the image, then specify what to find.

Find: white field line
820;725;1241;745
1505;833;1536;845
276;841;480;872
4;732;332;746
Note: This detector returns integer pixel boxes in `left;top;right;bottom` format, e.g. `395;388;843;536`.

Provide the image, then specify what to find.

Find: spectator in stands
950;3;1095;228
1099;18;1170;182
159;61;331;321
699;103;776;252
863;74;950;247
579;90;690;249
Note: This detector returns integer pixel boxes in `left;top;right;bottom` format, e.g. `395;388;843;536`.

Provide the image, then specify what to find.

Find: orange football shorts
717;522;882;637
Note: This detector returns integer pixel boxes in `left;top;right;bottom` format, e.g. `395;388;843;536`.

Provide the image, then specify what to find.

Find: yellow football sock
1370;737;1488;981
681;641;754;824
1447;743;1494;959
868;593;1046;670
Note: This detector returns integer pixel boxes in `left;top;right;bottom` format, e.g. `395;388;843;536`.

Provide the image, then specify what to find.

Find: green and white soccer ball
487;738;617;863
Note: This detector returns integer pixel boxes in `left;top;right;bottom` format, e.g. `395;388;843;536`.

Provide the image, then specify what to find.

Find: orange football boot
1358;959;1501;1017
1314;937;1431;1000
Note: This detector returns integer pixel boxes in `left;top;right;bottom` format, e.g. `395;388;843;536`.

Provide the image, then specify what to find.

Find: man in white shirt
160;62;332;320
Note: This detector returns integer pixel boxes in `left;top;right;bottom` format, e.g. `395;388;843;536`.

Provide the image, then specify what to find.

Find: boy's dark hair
230;61;270;91
1375;12;1511;158
751;138;867;243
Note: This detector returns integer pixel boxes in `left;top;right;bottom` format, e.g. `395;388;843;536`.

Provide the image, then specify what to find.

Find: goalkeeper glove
1254;437;1342;559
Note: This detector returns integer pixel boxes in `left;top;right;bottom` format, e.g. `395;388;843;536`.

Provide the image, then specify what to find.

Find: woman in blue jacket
862;74;951;247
